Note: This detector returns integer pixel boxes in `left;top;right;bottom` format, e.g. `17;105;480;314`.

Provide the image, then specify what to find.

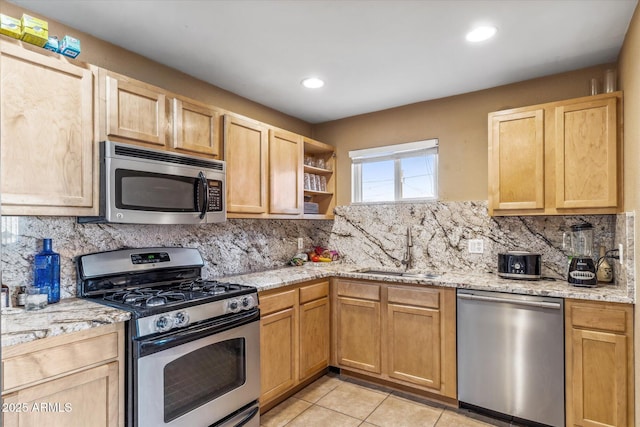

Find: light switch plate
468;239;484;254
619;243;624;265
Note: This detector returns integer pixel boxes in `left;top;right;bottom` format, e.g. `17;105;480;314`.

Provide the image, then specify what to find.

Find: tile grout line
359;391;392;426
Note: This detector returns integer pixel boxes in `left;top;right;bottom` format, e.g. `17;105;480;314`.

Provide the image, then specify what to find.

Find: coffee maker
563;222;597;287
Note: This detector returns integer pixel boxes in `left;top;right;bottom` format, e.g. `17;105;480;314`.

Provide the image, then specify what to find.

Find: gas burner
202;282;228;295
146;296;166;307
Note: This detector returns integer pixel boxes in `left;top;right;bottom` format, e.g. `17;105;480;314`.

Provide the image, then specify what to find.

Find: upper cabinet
488;92;622;216
171;97;222;158
99;69;223;158
269;129;303;215
224;114;269;214
100;69;168;148
0;41;97;216
225;114;315;219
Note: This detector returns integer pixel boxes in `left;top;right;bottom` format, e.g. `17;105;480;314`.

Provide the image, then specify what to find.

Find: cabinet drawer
259;289;297;315
337;281;380;301
299;281;329;304
569;301;631;333
388;286;440;309
2;330;119;392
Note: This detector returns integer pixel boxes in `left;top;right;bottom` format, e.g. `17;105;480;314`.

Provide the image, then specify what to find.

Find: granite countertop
220;263;634;304
1;298;131;348
1;263;632;349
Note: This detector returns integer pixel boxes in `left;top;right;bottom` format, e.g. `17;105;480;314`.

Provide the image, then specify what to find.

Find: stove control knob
173;311;190;328
155;315;174;332
228;299;240;313
241;295;256;309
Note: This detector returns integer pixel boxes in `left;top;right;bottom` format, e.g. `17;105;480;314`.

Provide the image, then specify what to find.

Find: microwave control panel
207;181;223;212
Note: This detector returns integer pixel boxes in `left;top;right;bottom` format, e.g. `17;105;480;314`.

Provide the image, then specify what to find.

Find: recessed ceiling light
301;77;325;89
466;26;497;42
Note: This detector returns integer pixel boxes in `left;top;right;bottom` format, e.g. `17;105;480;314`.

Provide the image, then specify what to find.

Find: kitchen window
350;139;438;203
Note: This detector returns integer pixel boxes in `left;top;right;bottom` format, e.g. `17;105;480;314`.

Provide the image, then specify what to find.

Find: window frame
350;139;439;204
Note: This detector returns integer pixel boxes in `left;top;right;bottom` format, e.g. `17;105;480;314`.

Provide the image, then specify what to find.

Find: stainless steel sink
357;269;440;279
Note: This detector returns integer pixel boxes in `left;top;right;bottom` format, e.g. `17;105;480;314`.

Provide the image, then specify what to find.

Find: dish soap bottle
34;238;60;303
596;245;613;283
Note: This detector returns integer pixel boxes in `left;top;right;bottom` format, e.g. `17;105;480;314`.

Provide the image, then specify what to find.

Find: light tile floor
260;374;512;427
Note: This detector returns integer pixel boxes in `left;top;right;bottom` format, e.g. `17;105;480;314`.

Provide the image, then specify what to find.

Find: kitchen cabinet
224;115;304;218
303;137;336;219
269;129;303;215
171;97;222;158
1;323;124;427
0;40;97;216
488;92;622;216
335;281;382;373
224;113;269;214
259;280;330;411
298;282;331;380
100;69;168;149
332;279;456;400
565;299;634;427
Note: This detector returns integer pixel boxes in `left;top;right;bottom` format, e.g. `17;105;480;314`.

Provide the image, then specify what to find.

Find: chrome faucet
401;227;413;270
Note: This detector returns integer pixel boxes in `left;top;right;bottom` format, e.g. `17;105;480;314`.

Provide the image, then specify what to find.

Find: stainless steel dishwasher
457;289;564;427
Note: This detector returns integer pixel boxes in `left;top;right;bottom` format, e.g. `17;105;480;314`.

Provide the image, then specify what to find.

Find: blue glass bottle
34;238;60;303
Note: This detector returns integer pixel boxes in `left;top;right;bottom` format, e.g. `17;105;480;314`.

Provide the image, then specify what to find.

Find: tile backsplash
1;201;634;301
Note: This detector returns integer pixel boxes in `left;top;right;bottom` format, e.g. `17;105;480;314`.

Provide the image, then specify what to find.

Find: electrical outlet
619;243;624;265
297;238;304;251
468;239;484;254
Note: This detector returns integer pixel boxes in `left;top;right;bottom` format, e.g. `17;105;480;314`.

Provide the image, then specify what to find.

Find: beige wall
0;1;312;137
618;3;640;424
312;64;615;206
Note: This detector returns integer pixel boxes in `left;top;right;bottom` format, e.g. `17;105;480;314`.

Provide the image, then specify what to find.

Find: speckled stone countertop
1;298;130;348
219;263;634;304
2;263;631;349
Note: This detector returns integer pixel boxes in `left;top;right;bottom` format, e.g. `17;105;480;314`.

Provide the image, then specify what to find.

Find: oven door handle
213;403;260;427
137;309;259;357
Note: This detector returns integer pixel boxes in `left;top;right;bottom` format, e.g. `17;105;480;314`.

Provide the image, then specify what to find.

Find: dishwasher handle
457;292;562;310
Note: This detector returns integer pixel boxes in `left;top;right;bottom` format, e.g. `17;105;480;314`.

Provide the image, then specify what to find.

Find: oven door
135;310;260;427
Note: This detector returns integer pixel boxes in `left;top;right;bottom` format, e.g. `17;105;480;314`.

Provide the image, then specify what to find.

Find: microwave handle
198;171;209;219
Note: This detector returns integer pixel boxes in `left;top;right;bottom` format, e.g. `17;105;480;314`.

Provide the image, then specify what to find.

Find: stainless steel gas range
77;247;260;427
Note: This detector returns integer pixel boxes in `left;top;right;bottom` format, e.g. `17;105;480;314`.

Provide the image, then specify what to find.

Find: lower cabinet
259;280;330;411
565;299;634;427
1;323;124;427
333;279;457;400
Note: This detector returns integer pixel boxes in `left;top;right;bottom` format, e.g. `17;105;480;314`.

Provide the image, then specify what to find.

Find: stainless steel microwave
79;141;226;225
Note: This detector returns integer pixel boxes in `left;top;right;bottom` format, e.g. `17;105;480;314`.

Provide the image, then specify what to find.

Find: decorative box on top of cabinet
488;91;622;216
0;40;97;216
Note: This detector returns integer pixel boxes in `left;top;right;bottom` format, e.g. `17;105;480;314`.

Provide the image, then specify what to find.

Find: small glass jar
25;287;48;311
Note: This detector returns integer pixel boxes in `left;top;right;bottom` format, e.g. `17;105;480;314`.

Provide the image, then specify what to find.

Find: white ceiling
9;0;638;123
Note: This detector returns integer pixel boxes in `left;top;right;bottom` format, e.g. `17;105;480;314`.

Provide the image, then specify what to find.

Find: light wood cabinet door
387;303;441;389
2;362;119;427
299;296;330;380
488;109;544;215
336;296;381;374
104;71;167;147
260;307;297;404
0;41;96;216
269;129;303;215
172;98;221;158
555;97;618;209
565;300;634;427
224;114;268;214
